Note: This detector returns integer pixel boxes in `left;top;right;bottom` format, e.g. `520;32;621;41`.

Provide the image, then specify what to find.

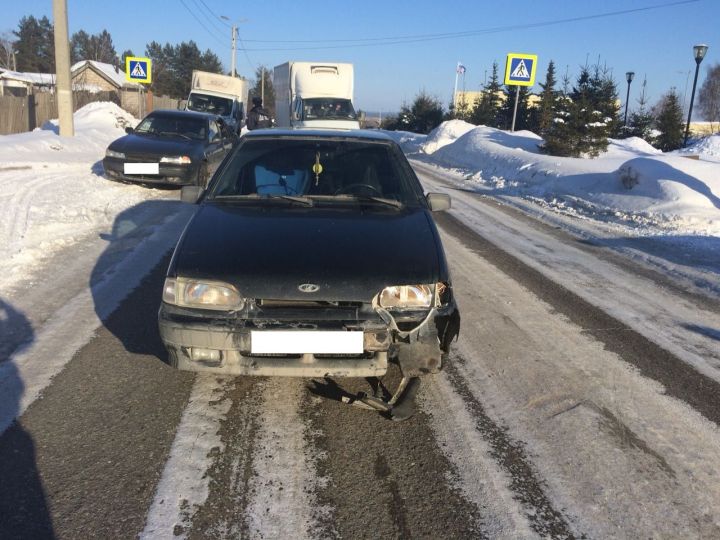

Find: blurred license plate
124;163;159;175
251;331;363;354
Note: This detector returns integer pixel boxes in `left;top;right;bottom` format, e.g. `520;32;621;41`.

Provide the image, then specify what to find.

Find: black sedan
103;109;234;187
158;129;460;419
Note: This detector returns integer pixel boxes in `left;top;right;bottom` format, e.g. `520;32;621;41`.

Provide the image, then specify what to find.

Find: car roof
242;128;396;143
146;109;218;121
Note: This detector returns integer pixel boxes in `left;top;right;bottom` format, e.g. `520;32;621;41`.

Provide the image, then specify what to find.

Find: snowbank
390;122;720;235
0;102;169;292
420;120;476;154
680;134;720;162
0;101;136;166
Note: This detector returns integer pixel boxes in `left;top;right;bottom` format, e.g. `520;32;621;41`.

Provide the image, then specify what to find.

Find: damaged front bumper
158;299;459;378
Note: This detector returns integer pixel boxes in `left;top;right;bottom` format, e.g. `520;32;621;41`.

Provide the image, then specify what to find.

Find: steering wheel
334;183;382;196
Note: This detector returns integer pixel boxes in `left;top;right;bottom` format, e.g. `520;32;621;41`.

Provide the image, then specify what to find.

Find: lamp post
624;71;635;126
684;44;709;147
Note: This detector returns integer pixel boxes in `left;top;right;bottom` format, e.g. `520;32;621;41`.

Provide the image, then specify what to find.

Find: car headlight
160;155;192;164
106;149;125;159
163;277;244;311
378;284;434;309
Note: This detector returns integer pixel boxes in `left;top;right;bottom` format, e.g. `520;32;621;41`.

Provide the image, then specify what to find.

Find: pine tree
71;29;117;64
145;40;223;98
542;94;575;156
498;84;531;130
568;65;613;157
537;60;558;135
13;15;54;72
625;77;654;140
470;62;502;127
654;88;684;151
249;66;276;117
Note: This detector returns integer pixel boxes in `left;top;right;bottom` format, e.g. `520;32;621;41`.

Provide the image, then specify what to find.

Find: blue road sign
125;57;152;84
504;53;538;86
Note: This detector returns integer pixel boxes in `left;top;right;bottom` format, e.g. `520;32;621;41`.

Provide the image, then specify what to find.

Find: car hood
170;203;446;302
109;133;202;156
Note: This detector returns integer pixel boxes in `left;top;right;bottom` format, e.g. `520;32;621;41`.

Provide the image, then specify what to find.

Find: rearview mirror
426;192;451;212
181;185;203;203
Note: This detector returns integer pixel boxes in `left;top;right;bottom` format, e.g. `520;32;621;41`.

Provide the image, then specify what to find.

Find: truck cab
186;90;244;134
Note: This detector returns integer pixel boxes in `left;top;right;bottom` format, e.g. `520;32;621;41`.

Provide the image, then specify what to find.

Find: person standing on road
246;96;273;130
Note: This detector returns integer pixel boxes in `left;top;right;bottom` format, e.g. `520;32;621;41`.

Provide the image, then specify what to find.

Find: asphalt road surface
1;170;719;539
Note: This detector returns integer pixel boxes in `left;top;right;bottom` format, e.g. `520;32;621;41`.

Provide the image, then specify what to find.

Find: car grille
123;153;162;163
256;299;362;308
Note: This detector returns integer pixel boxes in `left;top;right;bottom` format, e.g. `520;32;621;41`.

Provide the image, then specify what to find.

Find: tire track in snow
441;356;576;539
1;174;58;256
244;378;326;540
419;372;542;539
143;377;326;539
139;374;237;539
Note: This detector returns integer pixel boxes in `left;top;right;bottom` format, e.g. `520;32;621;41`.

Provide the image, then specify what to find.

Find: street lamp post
684;44;709;147
624;71;635;126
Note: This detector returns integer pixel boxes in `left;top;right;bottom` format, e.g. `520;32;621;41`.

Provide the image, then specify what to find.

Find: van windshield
187;93;233;116
302;98;357;121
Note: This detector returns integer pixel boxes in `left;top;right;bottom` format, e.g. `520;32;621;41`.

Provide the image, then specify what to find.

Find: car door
205;119;226;174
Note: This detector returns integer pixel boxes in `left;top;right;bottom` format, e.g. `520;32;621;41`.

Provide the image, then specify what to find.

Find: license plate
250;331;363;354
124;162;159;175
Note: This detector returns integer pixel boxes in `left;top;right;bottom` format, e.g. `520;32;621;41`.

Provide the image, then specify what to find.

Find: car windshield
187;93;234;116
302;98;357;121
207;138;425;207
134;114;206;140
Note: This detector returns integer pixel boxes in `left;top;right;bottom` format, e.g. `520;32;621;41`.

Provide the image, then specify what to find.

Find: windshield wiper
270;195;314;207
158;131;192;140
212;194;314;207
334;195;403;209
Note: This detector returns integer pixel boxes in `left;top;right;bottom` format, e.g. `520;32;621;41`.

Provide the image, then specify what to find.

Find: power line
195;0;232;28
178;0;226;48
190;0;227;35
237;0;701;50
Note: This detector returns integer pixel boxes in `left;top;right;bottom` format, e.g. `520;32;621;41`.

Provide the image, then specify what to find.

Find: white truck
186;70;248;134
273;62;360;129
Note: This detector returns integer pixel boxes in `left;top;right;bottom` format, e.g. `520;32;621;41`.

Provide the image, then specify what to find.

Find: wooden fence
0;90;180;135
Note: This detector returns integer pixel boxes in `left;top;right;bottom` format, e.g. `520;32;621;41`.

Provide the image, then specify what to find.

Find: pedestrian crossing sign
125;56;152;84
504;53;538;86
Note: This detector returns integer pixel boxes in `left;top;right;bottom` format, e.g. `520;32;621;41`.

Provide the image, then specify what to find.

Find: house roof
71;60;142;89
0;70;56;86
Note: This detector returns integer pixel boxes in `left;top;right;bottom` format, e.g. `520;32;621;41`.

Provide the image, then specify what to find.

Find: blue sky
3;0;718;114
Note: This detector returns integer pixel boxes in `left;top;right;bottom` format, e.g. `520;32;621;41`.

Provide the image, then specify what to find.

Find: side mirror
181;185;203;203
358;111;366;121
426;192;451;212
125;126;134;134
292;111;300;121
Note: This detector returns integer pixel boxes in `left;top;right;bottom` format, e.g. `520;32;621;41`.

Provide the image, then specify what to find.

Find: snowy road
1;164;720;538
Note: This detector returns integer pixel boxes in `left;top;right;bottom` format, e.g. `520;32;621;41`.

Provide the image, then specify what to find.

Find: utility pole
261;66;265;103
231;24;237;77
52;0;74;136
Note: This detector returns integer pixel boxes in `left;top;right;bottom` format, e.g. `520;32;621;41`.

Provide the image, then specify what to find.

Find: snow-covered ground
386;119;720;237
0;102;175;294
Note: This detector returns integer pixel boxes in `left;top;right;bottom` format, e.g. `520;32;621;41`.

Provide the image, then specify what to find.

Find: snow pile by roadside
679;134;720;162
400;122;720;235
420;119;476;154
0;101;136;166
0;102;170;293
